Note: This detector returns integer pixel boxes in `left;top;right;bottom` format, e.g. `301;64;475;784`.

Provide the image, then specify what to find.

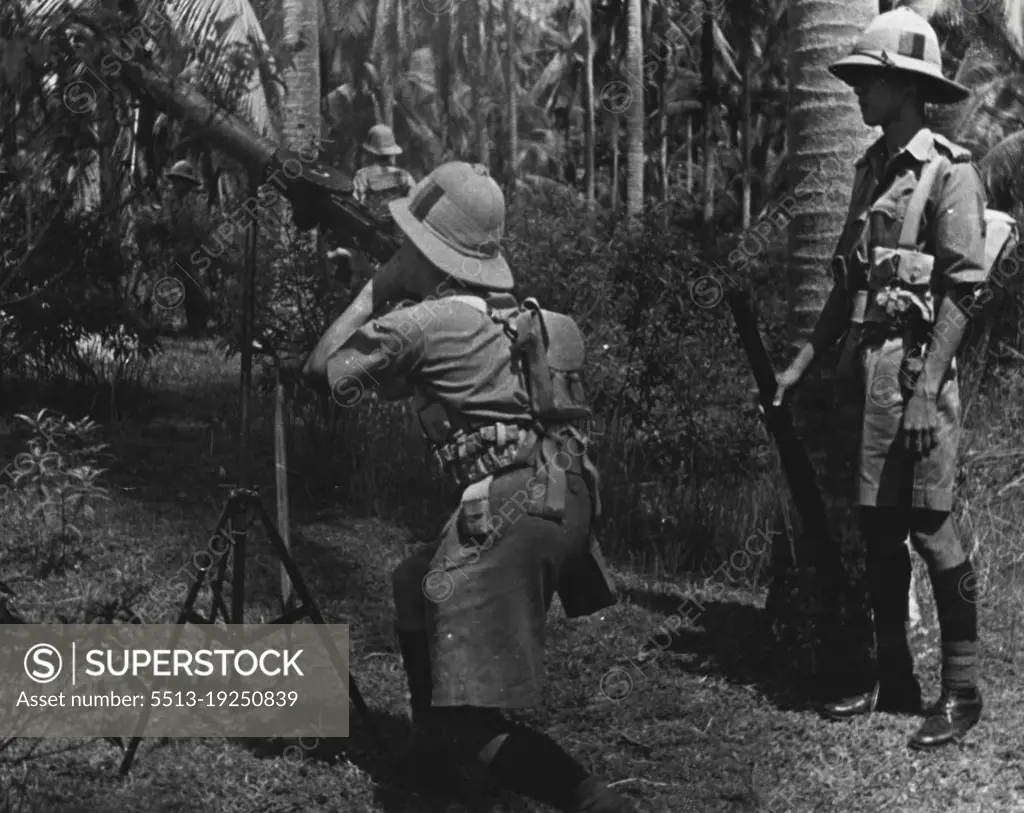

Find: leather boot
909;687;983;749
487;727;634;812
570;776;636;813
820;675;922;720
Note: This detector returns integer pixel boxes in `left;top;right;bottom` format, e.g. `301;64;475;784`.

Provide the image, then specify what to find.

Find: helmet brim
362;143;403;156
828;55;971;104
166;173;201;186
389;198;514;291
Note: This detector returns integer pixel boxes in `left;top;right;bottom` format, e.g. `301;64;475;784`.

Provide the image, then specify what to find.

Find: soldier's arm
303;247;410;380
321;306;426;404
916;162;987;399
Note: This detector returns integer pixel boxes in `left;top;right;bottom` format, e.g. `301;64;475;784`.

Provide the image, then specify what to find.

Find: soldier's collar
901;127;935;163
863;127;935;179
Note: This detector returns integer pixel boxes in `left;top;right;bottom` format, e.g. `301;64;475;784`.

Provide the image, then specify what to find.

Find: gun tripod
118;486;383;775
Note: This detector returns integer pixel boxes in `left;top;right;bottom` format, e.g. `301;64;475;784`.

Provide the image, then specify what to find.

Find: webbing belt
433;423;532;487
432;421;588;494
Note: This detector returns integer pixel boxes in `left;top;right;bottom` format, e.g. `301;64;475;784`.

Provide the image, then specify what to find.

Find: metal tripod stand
118;174;384;775
118;485;384;775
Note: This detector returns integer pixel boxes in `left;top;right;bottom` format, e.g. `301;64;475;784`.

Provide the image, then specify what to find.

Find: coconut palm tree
624;0;642;218
768;0;878;686
505;0;517;194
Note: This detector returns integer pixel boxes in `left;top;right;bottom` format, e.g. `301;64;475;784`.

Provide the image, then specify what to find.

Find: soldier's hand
772;367;803;407
901;393;939;456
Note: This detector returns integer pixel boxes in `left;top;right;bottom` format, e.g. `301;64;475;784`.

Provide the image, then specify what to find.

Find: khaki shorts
393;467;593;708
830;325;960;511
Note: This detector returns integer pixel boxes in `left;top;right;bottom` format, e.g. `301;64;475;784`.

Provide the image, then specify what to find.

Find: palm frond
158;0;276;135
978;130;1024;211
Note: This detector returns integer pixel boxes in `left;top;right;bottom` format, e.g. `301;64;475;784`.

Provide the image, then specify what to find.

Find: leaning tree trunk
624;0;644;220
771;0;877;690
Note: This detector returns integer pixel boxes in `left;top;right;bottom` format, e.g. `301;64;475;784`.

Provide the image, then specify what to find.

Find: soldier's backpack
492;298;618;617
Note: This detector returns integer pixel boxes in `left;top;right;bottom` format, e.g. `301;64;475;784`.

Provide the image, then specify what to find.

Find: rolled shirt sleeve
934;162;987;286
325;305;427;406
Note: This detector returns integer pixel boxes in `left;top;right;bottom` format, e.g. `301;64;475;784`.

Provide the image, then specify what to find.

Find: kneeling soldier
774;8;987;748
303;161;632;811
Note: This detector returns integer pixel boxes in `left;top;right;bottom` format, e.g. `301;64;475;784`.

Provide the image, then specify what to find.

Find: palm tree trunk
583;0;595;204
657;3;671;207
625;0;643;219
686;114;692;195
281;0;322;166
741;61;752;231
505;0;517;196
476;0;491;167
610;25;619;209
436;12;452;156
280;0;322;309
372;0;396;127
700;6;715;246
776;0;877;686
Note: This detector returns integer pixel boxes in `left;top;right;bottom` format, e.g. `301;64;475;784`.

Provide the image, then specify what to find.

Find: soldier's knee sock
482;726;591;810
395;628;433;718
930;560;978;690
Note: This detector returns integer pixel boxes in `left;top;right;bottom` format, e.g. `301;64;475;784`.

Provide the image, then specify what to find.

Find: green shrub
0;410;110;578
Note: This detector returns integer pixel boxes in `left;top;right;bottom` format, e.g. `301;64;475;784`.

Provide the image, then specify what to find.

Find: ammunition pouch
432;422;533;488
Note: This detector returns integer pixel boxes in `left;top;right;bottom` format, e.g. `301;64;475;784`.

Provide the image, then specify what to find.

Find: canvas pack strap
897;156;944;250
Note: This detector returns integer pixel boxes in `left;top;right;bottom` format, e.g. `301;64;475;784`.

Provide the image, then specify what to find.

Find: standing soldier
329;125;417;278
773;8;986;748
351;124;416;223
300;162;632;812
131;160;213;334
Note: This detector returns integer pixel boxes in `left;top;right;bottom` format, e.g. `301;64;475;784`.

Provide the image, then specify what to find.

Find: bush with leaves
0;410;111;577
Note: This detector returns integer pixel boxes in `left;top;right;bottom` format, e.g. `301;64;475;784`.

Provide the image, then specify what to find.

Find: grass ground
0;339;1022;813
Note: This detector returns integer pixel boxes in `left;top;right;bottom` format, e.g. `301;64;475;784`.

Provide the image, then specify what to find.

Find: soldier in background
327;125;416;279
352;124;416;221
773;8;987;748
131;160;214;335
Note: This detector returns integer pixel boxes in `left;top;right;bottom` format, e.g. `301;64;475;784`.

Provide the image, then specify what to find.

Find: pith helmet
829;8;970;104
165;160;201;186
389;161;513;291
362;124;402;156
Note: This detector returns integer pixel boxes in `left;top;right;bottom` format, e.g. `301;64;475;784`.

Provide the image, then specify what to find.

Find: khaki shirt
351;164;415;214
812;128;987;351
325;295;532;430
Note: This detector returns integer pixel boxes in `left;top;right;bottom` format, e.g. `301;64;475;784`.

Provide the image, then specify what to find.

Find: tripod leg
230;518;246;625
255;502;388;757
208;531;233;623
119;518;229;776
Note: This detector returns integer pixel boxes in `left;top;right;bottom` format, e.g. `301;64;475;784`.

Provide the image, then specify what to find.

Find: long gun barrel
119;61;401;264
725;290;837;570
